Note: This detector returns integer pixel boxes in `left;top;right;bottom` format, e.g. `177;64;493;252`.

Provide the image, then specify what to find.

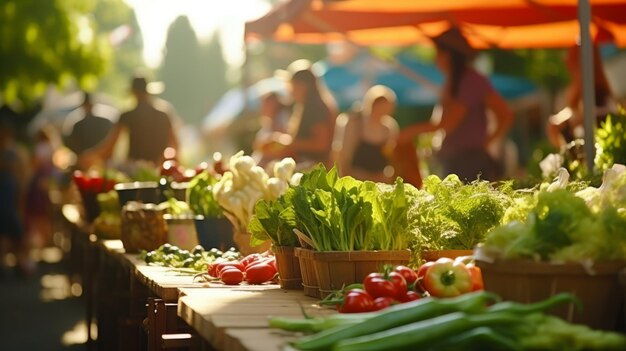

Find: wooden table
133;262;211;301
178;287;335;351
63;204;329;351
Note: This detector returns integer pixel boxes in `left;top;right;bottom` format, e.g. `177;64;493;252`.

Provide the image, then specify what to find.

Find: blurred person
80;73;179;168
399;27;514;182
0;114;33;275
547;44;616;149
252;92;291;168
63;92;114;159
25;125;61;247
274;59;338;168
333;85;399;182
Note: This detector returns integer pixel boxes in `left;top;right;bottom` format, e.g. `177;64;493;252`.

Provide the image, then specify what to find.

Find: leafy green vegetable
186;171;223;218
595;109;626;172
410;175;512;253
257;164;412;252
248;189;298;247
482;189;626;262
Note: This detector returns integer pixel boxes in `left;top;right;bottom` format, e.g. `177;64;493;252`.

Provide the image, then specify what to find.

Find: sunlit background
125;0;270;68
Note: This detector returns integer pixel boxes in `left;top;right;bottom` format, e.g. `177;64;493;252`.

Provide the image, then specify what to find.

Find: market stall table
178;287;336;351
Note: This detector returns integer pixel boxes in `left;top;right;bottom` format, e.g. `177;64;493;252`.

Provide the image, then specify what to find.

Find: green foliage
489;49;569;93
482;189;626;262
595;109;626;172
252;164;413;251
248;189;298;247
92;0;144;104
410;175;512;252
158;17;230;124
186;171;223;218
0;0;110;105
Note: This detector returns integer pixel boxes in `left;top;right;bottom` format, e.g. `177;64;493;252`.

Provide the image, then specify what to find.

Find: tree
199;33;230;120
159;16;230;125
92;0;145;104
0;0;110;105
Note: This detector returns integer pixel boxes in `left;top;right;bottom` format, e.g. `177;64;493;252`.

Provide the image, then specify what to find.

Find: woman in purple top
399;27;514;182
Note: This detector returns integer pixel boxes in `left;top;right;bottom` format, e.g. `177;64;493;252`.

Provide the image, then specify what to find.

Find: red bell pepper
422;257;473;298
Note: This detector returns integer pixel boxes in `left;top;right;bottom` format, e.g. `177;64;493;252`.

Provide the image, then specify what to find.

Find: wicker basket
477;259;626;331
273;246;303;290
421;250;473;262
294;248;320;298
312;250;411;298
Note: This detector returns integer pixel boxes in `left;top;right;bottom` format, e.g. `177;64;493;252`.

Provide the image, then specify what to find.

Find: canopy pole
578;0;596;171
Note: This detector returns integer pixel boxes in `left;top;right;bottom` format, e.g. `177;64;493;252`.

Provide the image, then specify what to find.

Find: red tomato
245;263;276;284
220;268;244;285
216;261;245;277
266;257;277;272
372;297;395;311
397;291;421;303
394;265;418;286
338;289;375;313
415;261;435;293
417;261;435;281
240;254;262;268
246;258;277;276
363;273;397;299
466;263;484;291
388;272;408;299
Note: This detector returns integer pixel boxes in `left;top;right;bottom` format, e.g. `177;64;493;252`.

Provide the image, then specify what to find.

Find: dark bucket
194;216;237;251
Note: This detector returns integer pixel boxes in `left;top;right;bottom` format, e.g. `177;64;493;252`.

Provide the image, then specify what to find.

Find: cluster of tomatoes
334;257;484;313
207;253;277;285
333;265;421;313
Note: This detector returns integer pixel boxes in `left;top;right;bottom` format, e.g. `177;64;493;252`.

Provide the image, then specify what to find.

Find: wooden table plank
177;287;334;350
223;328;300;351
132;264;209;301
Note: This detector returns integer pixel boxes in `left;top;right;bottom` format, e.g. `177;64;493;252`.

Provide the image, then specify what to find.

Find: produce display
251;165;414;251
186;169;223;218
71;144;626;351
595;110;626;172
270;292;626;351
410;174;511;254
480;166;626;262
321;265;420;314
92;190;121;239
213;152;300;234
321;259;483;314
141;243;241;273
203;252;278;285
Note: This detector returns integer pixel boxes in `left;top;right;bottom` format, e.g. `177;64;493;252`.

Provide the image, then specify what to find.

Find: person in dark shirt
399;27;514;182
79;74;178;168
333;85;399;182
63;92;114;157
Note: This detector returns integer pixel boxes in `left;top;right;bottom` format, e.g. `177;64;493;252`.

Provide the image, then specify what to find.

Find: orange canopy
245;0;626;48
